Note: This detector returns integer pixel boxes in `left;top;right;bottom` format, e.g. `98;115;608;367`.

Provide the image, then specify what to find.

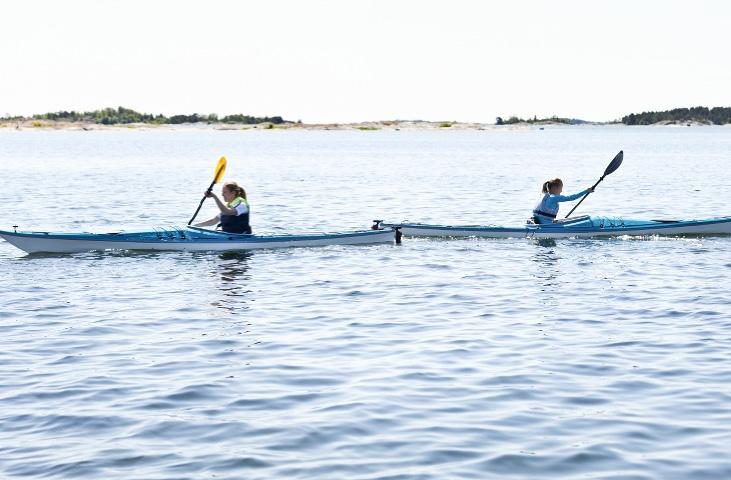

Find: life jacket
219;197;251;234
532;193;557;224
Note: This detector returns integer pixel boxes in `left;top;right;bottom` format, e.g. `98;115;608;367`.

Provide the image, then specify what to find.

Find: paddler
194;181;252;234
532;178;594;224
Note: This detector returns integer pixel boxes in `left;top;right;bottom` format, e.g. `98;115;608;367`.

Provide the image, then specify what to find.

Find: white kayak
0;226;398;254
375;216;731;239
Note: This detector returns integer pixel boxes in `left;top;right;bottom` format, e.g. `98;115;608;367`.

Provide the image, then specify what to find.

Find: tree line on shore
496;107;731;125
621;107;731;125
1;107;286;125
495;115;577;125
5;106;731;126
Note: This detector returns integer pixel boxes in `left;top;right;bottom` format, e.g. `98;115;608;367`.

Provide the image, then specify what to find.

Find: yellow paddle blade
213;156;227;184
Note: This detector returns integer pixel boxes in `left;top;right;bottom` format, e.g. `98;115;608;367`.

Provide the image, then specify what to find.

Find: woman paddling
194;181;252;234
532;178;594;224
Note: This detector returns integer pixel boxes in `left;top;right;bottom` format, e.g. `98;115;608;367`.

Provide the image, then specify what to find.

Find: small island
495;107;731;126
621;106;731;125
0;107;288;130
495;115;586;125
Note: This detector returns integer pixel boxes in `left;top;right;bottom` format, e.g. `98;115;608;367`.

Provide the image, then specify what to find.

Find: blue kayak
376;216;731;239
0;226;397;254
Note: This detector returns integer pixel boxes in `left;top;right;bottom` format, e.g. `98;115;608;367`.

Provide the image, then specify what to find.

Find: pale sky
2;0;730;123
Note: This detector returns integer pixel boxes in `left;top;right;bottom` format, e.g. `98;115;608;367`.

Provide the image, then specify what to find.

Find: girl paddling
532;178;594;224
194;181;252;234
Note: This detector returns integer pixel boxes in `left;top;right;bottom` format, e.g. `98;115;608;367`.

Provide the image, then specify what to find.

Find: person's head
542;178;563;194
222;181;247;202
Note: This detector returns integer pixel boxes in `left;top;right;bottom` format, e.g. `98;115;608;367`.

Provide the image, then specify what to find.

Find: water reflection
527;240;562;330
533;238;557;249
217;251;253;283
530;239;560;288
210;251;253;312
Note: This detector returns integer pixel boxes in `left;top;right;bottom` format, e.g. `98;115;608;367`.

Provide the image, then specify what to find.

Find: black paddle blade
603;150;623;176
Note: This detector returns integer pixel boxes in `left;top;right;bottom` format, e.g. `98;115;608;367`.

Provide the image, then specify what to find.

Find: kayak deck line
0;226;399;254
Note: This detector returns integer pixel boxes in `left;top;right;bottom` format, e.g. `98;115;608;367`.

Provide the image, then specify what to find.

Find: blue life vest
532;189;588;224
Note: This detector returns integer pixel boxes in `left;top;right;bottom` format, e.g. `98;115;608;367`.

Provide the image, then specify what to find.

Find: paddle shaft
564;150;623;219
187;179;217;225
564;176;604;218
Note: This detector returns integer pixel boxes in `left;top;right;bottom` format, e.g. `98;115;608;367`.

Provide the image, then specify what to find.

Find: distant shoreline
1;119;725;131
4;105;730;131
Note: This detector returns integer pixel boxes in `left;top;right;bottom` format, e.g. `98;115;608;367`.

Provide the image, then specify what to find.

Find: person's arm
556;187;594;202
193;216;219;227
205;192;237;215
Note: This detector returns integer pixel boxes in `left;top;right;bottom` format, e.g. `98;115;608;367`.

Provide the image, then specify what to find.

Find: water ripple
2;129;731;479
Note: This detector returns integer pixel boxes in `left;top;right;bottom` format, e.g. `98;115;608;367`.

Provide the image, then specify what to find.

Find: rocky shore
0;119;599;131
2;119;726;131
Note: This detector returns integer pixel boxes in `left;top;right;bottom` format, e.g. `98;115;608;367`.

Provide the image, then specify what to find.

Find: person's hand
204;191;214;198
587;186;595;193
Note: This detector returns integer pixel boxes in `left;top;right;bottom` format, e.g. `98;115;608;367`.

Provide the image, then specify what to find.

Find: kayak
0;226;398;254
374;216;731;239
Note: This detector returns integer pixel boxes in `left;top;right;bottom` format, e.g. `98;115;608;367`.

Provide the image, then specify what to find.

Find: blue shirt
533;189;588;224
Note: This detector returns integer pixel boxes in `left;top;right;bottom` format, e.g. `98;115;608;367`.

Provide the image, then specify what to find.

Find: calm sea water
1;126;730;479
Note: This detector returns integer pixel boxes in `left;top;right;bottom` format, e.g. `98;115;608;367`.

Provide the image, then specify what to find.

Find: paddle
187;156;227;225
564;150;623;218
